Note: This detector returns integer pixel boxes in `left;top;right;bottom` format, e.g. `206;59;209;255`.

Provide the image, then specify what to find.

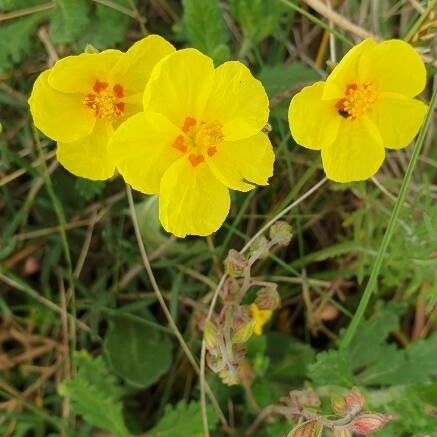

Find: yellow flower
250;304;273;336
288;39;428;182
109;48;274;237
29;35;175;180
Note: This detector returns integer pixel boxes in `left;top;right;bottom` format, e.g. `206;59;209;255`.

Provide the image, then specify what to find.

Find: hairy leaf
58;351;129;437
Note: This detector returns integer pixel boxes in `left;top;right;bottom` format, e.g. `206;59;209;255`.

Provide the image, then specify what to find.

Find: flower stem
125;185;228;430
340;88;437;350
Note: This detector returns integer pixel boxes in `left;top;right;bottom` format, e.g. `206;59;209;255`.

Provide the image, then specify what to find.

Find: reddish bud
351;413;392;435
224;249;247;277
255;286;281;310
344;388;365;413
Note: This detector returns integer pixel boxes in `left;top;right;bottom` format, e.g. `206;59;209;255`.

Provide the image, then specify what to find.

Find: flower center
84;80;125;120
335;83;377;120
172;116;224;167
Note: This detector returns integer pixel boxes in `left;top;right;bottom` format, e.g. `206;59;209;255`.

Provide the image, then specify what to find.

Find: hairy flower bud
269;221;293;247
204;319;219;351
344;388;365;413
224;249;247;277
350;413;392;435
288;420;323;437
331;395;347;415
249;235;269;259
232;319;255;343
255;286;281;310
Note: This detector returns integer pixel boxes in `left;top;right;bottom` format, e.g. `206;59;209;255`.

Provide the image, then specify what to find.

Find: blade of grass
340;88;437;350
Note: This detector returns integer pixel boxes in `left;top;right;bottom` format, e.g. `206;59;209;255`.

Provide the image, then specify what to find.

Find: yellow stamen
336;83;377;120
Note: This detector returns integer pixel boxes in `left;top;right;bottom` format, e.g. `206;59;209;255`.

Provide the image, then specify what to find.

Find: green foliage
230;0;289;45
104;316;173;388
0;0;130;72
58;351;130;437
147;402;218;436
0;13;49;72
75;1;130;50
74;178;106;201
182;0;230;62
309;305;437;386
49;0;90;45
258;63;322;98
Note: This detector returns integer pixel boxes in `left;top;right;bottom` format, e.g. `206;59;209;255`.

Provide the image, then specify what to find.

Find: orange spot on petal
346;83;357;94
182;117;197;133
113;84;124;98
173;135;187;153
115;102;125;113
207;146;217;157
93;80;108;93
189;154;204;167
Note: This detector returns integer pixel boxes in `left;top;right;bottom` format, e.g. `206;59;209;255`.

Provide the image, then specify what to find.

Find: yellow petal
29;70;95;143
159;158;230;238
48;50;122;94
143;48;215;128
56;120;115;180
370;93;428;149
321;117;384;182
323;38;377;100
207;132;274;191
358;40;426;97
203;61;269;141
110;35;175;103
109;112;181;194
289;81;340;150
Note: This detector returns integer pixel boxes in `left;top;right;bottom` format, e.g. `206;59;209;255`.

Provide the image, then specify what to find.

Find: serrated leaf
49;0;90;44
75;1;130;50
0;13;48;72
182;0;230;62
308;349;354;387
58;351;129;437
258;63;321;98
230;0;289;43
147;401;218;436
104;316;172;388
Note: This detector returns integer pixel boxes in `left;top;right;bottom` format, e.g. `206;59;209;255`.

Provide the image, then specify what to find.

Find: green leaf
49;0;90;44
182;0;230;62
104;316;172;388
147;402;218;436
267;333;315;383
75;2;130;50
308;349;354;387
0;13;48;72
230;0;289;44
258;63;321;98
58;351;129;437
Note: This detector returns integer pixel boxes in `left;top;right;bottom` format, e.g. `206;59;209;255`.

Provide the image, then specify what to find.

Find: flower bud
288;420;323;437
269;221;293;247
344;388;365;413
255;286;281;310
249;304;273;336
204;319;219;351
232;319;255;343
249;235;269;259
350;413;392;435
224;249;247;277
331;395;347;415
